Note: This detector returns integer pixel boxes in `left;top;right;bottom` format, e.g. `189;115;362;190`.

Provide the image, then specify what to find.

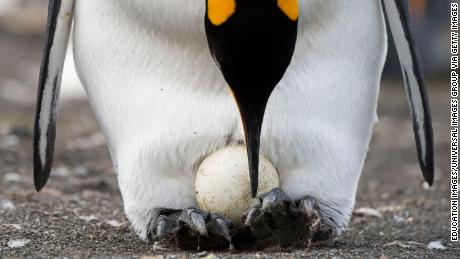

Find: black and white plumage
33;0;74;191
32;0;434;247
382;0;434;185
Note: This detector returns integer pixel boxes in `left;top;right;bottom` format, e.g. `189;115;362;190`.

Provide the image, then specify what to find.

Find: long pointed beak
205;0;299;198
232;93;268;197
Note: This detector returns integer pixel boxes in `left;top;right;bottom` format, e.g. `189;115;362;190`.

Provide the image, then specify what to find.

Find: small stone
3;172;22;183
0;135;20;147
78;215;98;222
152;242;169;251
353;207;382;218
7;239;30;248
104;220;124;228
2;224;22;230
0;199;15;210
427;241;447;250
393;214;405;223
383;241;410;248
405;217;414;223
378;205;403;213
52;167;70;177
197;251;207;256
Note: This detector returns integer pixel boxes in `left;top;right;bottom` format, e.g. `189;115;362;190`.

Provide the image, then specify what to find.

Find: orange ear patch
208;0;236;26
277;0;299;21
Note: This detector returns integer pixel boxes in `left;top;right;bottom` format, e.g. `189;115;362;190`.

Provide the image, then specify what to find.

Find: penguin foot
234;188;325;248
148;207;233;250
300;196;339;243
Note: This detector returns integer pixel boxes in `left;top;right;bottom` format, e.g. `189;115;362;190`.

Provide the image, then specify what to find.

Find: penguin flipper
382;0;434;185
33;0;74;191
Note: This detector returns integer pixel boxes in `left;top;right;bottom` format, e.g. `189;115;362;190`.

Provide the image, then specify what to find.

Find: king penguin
33;0;434;249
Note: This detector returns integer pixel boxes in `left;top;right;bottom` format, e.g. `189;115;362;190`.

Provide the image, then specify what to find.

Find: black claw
210;214;232;241
235;188;333;249
242;189;299;247
155;215;168;238
260;188;289;207
179;208;208;236
147;193;337;250
147;209;181;242
148;208;232;251
297;199;316;218
243;202;261;226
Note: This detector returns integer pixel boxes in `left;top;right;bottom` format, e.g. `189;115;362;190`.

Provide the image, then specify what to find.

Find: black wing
33;0;74;191
382;0;434;185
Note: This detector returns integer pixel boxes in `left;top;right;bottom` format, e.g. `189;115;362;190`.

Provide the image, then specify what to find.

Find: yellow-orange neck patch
208;0;236;26
277;0;299;21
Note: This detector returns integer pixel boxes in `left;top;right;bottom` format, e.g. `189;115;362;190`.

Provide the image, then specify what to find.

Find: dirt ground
0;29;457;258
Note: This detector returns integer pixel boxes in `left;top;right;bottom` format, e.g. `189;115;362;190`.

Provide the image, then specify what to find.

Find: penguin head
205;0;299;197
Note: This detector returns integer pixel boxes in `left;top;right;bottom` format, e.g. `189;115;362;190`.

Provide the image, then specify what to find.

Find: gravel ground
0;29;457;258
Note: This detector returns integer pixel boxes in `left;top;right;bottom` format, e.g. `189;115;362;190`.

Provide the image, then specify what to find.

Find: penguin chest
73;0;240;142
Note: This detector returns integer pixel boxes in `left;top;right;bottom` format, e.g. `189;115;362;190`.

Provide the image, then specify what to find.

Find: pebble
197;251;207;256
353;207;382;218
2;224;22;230
7;239;30;248
3;172;22;183
393;214;406;223
0;199;15;210
427;241;447;250
104;220;124;228
383;241;410;248
78;215;98;222
52;167;70;177
0;135;20;147
152;242;169;251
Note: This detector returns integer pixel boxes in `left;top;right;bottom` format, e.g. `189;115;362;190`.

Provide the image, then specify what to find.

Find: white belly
72;0;388;236
73;0;386;167
73;0;240;167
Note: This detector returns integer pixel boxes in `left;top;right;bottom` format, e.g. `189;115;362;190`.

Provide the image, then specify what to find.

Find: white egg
195;145;279;223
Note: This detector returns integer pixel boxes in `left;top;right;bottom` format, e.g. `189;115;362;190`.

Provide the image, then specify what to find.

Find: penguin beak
205;0;299;197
